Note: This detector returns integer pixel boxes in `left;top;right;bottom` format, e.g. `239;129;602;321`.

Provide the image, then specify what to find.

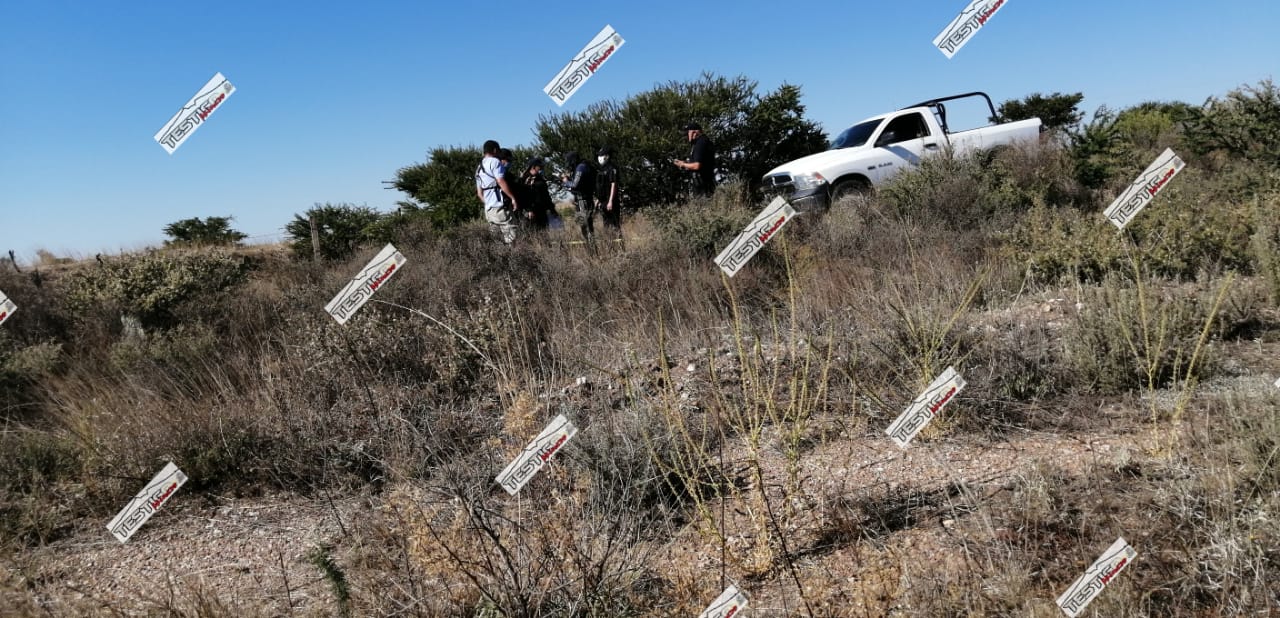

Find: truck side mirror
875;131;897;147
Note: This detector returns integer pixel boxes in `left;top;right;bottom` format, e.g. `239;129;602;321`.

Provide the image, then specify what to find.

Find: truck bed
948;118;1041;154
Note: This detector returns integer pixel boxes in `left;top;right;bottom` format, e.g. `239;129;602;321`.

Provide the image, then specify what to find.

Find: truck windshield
829;119;881;150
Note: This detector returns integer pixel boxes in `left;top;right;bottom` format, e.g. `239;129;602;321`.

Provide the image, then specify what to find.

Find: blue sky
1;0;1276;260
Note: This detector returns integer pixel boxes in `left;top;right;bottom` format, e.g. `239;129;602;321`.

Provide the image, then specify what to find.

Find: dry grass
1;142;1277;616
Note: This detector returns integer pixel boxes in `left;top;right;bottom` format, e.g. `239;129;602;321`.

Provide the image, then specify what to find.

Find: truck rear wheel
830;177;871;205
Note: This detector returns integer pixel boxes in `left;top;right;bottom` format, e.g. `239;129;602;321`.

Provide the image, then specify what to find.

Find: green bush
285;203;386;261
1065;276;1222;395
1069;106;1130;190
644;199;755;259
877;150;1037;231
1009;167;1255;283
62;250;250;329
1185;79;1280;167
1068;102;1196;191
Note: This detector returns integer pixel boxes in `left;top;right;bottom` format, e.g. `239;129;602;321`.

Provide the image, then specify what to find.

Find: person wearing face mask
561;151;597;249
595;146;622;241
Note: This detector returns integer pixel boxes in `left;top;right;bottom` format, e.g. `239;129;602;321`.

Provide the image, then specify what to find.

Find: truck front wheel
830;177;871;205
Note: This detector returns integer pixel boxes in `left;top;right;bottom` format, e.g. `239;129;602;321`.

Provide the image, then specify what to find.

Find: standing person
561;151;596;247
674;122;716;196
476;140;519;244
498;148;523;215
595;146;622;241
520;157;554;231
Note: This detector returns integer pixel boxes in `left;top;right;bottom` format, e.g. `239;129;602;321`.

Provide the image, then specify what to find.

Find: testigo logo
324;244;407;325
106;462;188;543
1103;148;1185;230
933;0;1010;58
496;414;580;495
714;197;797;277
1056;537;1137;617
543;25;626;106
154;72;236;154
885;366;967;448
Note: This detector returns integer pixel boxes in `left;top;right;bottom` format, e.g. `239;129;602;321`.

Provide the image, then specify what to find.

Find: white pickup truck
762;92;1042;208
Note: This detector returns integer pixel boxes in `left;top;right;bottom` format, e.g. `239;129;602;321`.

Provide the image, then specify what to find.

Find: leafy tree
1112;101;1198;151
1069;106;1127;190
1185;79;1280;166
1068;101;1198;191
994;92;1085;132
388;74;825;225
534;73;826;208
737;84;831;197
284;203;385;261
393;145;538;231
1070;105;1141;190
162;216;247;246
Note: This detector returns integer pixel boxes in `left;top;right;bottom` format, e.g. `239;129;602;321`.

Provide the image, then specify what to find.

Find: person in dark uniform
498;148;521;215
674;122;716;196
561;151;597;247
595;146;622;239
519;157;554;231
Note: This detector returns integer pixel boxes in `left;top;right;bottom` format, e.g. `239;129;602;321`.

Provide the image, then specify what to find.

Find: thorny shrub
61;249;252;329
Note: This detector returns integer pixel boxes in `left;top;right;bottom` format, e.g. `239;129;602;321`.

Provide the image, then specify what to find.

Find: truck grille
764;174;793;195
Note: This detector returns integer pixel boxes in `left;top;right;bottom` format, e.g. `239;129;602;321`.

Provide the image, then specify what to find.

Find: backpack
475;158;505;205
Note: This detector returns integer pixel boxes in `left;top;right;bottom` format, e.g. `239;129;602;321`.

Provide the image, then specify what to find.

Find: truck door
870;112;941;182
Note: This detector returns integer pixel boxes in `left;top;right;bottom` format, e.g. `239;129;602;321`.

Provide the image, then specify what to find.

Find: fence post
309;214;322;262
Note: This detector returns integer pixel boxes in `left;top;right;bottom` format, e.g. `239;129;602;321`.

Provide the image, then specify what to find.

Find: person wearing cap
520;157;554;231
561;151;597;248
595;146;622;240
674;122;716;196
476;140;519;244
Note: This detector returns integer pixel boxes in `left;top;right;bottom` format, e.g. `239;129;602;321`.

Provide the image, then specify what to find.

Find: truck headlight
792;173;827;192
